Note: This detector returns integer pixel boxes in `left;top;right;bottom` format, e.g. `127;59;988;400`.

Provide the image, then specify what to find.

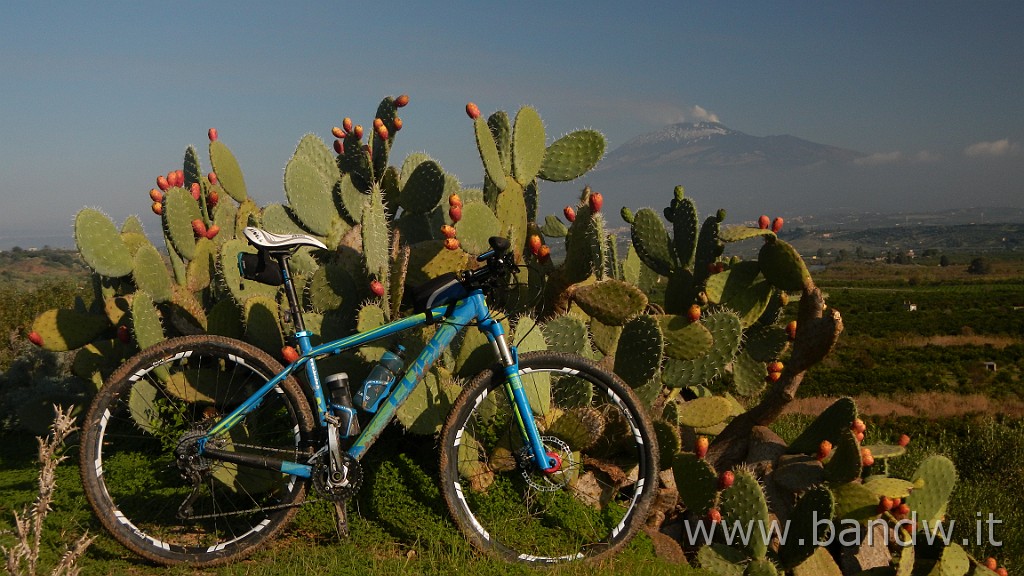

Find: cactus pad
396;368;460;435
511;106;545;185
823;428;862;485
398;159;446;214
657;315;714;360
629;208;675;277
614;314;663;389
30;308;111;352
705;261;774;328
676;396;734;429
863;476;915;499
473;117;507;192
906;455;957;534
284;153;338;237
719;225;775;243
571;280;647;326
162;187;201;260
131;291;164;350
673;452;719;517
209;140;248;202
455;201;501;255
697;544;747;576
538;129;605;182
75;208;134;277
787;397;858;455
831;481;879;525
719;469;770;559
758;237;811;292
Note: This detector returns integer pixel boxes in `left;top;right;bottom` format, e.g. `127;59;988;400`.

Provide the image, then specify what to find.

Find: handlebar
460;236;518;294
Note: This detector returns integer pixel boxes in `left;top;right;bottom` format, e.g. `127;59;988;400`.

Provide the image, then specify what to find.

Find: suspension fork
484;323;558;473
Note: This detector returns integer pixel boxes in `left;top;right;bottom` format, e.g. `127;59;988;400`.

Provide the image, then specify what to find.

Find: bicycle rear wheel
79;335;316;566
440;351;658;563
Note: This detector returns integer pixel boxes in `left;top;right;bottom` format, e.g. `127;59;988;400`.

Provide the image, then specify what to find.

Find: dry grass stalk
2;405;94;576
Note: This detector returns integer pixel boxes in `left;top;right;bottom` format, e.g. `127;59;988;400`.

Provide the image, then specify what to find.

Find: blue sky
2;2;1022;246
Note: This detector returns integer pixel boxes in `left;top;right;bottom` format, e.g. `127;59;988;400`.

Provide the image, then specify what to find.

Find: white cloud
688;105;720;123
912;150;942;163
855;150;942;166
964;138;1021;157
854;151;903;165
664;104;721;125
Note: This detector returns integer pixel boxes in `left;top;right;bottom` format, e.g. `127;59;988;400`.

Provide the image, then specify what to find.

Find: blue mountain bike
79;228;658;566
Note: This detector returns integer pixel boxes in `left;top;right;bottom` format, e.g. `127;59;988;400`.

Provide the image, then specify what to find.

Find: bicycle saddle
243;227;328;251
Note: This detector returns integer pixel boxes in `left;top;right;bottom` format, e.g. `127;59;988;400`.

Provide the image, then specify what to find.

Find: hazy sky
2;2;1022;245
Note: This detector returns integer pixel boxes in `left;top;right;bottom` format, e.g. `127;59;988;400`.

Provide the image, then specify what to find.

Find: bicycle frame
197;289;555;480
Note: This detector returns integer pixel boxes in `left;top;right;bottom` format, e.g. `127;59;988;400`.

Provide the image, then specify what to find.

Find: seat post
274;252;305;334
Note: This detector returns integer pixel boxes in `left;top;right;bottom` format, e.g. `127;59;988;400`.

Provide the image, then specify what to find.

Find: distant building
904;301;917;311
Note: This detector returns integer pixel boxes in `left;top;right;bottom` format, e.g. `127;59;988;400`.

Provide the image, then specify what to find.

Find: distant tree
939;255;951;267
923;248;940;258
967;257;992;275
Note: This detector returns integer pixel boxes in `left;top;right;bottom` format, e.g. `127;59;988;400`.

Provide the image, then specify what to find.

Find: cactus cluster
674;398;977;576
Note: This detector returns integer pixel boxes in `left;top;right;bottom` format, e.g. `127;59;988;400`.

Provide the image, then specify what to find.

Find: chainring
311;451;362;502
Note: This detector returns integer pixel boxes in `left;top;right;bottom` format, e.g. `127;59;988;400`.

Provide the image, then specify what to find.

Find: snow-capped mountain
596;121;863;171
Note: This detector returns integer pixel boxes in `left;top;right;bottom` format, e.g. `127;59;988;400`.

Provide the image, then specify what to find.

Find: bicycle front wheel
79;335;316;566
440;351;659;564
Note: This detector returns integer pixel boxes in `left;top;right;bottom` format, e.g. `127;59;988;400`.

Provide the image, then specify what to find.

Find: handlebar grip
476;236;511;262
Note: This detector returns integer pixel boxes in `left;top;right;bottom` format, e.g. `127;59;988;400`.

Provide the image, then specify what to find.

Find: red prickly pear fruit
997;567;1008;576
706;508;722;524
208;127;218;142
149;188;163;203
156;175;170;191
205;225;220;239
687;304;701;323
767;360;784;373
466;102;481;119
851;418;867;434
369;279;385;297
771;217;784;233
394;94;410;107
281;346;300;364
878;496;894;512
27;331;43;347
373;118;384;129
855;431;865;443
766;371;782;383
343;117;353;133
117;325;131;344
353;125;364;140
528;234;542;256
377;124;389;141
448;193;463;207
208;172;218;185
176;170;185;187
785;320;798;341
392;117;403;132
563;206;576;222
333;139;344;155
588;192;604;213
440;224;457;239
985;558;998;571
861;447;875;467
537;245;551;262
896;503;910;516
151;202;163;216
897;434;911;447
718;471;734;490
443;237;461;251
190;182;201;200
191;219;207;237
207;190;219;207
449;205;463;223
758;215;771;229
332;126;346;139
695;436;709;459
817;440;832;461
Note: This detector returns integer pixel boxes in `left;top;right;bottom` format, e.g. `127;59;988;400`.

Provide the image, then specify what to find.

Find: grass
0;426;709;576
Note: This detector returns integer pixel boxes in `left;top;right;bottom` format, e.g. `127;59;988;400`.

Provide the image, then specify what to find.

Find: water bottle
354;344;406;412
324;372;360;436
